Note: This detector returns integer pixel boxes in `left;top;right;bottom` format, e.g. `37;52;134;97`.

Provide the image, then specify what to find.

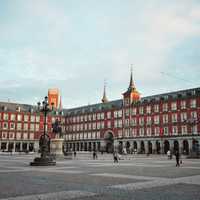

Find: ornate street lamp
30;96;56;166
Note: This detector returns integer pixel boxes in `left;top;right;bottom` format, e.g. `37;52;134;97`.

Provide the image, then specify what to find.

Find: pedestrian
113;151;118;163
93;151;97;160
175;150;180;167
74;151;77;158
167;150;171;159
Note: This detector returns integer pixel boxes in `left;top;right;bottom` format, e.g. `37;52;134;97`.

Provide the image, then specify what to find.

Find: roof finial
102;79;108;103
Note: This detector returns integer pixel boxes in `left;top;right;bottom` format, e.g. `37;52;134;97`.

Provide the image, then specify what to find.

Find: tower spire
102;79;108;103
128;64;135;90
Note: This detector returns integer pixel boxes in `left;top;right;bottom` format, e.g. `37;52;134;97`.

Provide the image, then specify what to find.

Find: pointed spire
128;64;135;90
102;79;108;103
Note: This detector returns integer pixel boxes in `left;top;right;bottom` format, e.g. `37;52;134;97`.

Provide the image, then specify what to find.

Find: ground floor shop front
64;136;200;156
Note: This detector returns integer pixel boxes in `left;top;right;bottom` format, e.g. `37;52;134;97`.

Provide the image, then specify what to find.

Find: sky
0;0;200;108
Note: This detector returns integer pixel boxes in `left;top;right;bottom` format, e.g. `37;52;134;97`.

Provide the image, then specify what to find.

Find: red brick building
0;72;200;155
0;103;65;152
64;72;200;155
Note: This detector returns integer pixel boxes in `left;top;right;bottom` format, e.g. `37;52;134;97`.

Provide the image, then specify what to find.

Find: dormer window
16;106;21;112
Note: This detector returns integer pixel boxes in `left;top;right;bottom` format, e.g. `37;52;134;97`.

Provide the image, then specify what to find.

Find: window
139;128;144;136
154;127;160;136
92;114;96;121
118;120;122;127
181;101;186;109
3;122;8;129
118;110;122;117
125;119;129;127
17;114;22;121
139;117;144;126
92;122;96;130
97;113;101;120
30;115;35;122
163;114;168;124
101;121;104;129
124;98;130;106
10;114;16;121
125;109;130;116
17;123;22;130
107;112;111;119
191;125;197;134
24;123;28;130
147;127;151;136
171;102;177;111
191;111;197;120
30;133;34;140
131;118;137;126
146;106;151;114
97;131;100;139
181;112;187;122
139;107;144;114
10;123;15;130
162;103;168;112
172;113;178;123
154;104;159;112
36;116;40;122
132;108;137;115
147;116;151;125
154;115;160;124
114;120;118;128
190;99;196;108
100;113;104;119
163;127;168;135
132;128;137;137
172;126;178;135
3;113;8;120
118;130;123;138
181;126;187;135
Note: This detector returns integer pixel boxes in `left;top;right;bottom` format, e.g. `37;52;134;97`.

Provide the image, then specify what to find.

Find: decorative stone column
152;141;156;154
137;140;141;154
50;138;64;158
188;139;193;155
144;140;148;154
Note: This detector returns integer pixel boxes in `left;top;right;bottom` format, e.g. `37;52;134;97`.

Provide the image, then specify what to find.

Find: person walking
113;151;118;163
175;150;180;167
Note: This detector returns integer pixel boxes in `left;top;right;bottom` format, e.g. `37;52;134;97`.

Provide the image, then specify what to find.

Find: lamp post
30;96;56;166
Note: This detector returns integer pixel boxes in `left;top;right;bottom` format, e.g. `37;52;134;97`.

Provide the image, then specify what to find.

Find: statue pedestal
50;138;64;159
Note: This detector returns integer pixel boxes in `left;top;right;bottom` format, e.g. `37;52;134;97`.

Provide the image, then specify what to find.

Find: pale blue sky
0;0;200;108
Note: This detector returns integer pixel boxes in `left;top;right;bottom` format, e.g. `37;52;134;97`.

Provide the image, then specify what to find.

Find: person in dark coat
175;150;180;167
113;151;118;163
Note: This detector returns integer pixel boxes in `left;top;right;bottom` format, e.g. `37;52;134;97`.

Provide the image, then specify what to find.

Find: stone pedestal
50;138;64;157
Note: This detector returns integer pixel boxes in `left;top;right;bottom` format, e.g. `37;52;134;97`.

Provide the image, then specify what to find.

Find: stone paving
0;153;200;200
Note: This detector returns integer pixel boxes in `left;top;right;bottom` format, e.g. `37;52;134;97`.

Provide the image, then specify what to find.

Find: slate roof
0;87;200;116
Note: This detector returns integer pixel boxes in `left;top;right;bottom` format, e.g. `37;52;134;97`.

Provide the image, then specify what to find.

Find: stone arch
183;140;189;155
126;141;130;154
104;131;114;153
141;141;145;154
156;141;161;154
133;141;137;150
192;139;199;153
173;140;179;153
148;141;152;154
164;140;170;154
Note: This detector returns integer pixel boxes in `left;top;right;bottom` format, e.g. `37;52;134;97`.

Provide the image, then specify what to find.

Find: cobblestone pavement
0;153;200;200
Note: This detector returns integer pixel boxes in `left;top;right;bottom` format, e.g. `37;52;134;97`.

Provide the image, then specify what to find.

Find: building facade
64;72;200;155
0;73;200;155
0;102;65;152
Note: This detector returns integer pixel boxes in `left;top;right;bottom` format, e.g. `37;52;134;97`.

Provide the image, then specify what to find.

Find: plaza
0;153;200;200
